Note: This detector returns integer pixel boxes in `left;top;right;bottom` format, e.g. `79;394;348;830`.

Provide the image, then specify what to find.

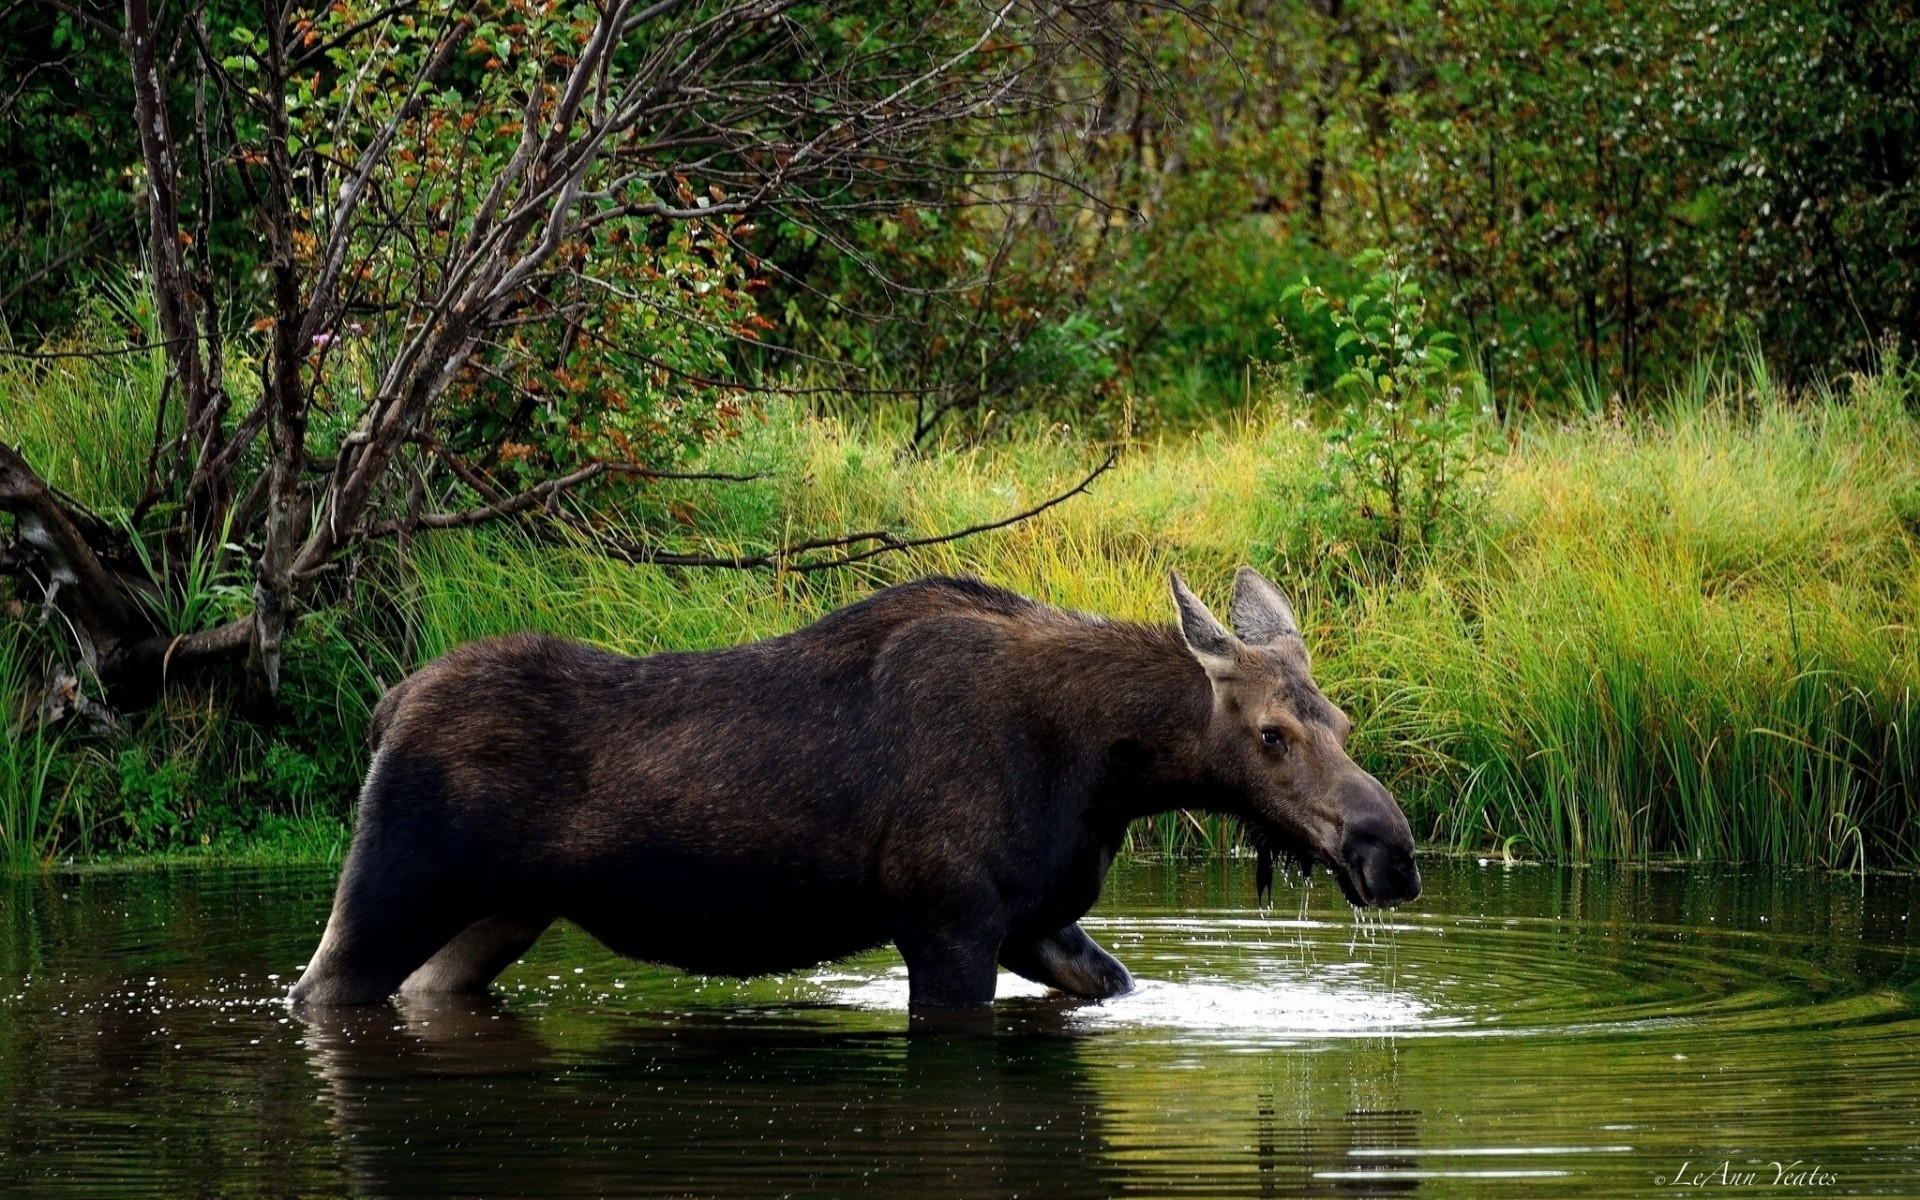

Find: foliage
0;5;143;333
1279;253;1493;577
9;0;1915;421
777;0;1919;415
8;345;1920;869
261;0;768;488
767;0;1414;427
1397;0;1919;401
1397;0;1715;400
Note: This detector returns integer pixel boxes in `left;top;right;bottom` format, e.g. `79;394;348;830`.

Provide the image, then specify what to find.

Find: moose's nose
1336;773;1422;907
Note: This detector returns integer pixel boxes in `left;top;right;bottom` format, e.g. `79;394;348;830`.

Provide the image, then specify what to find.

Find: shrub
1279;251;1494;580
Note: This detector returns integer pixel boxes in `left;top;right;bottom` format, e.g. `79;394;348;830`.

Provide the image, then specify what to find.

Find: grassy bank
4;353;1919;870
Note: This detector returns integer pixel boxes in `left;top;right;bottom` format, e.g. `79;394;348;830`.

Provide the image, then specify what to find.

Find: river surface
2;858;1918;1198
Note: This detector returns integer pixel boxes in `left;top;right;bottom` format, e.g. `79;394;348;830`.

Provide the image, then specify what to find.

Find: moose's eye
1260;727;1285;750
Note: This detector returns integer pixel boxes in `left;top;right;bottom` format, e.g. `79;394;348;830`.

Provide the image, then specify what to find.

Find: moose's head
1171;567;1420;909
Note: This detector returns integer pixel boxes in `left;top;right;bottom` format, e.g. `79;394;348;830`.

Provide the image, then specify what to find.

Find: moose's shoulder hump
385;633;625;718
787;575;1042;643
863;575;1039;618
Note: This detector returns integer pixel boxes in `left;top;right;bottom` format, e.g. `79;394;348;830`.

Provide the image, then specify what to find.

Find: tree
0;0;1127;715
1393;0;1918;401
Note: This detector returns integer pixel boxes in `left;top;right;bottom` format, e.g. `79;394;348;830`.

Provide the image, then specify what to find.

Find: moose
290;568;1420;1009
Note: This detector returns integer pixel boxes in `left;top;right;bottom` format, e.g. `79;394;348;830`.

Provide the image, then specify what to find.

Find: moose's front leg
1001;923;1135;1000
895;911;1004;1009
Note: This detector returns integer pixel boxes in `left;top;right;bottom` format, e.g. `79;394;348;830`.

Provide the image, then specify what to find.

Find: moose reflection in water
296;991;1421;1200
292;568;1418;1010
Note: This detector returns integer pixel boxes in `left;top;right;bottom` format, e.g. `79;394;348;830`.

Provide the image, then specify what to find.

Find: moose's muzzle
1330;773;1422;908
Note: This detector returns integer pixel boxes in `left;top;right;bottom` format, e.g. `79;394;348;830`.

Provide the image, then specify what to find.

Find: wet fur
293;576;1312;1008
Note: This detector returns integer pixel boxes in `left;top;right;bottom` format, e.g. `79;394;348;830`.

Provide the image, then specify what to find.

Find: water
3;859;1918;1198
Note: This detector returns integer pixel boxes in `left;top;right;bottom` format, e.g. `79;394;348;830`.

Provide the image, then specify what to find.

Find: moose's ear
1170;571;1237;665
1230;566;1300;645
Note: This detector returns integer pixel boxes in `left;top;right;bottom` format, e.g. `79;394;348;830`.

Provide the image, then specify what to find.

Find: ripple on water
502;898;1920;1055
785;897;1920;1052
804;930;1442;1041
5;861;1920;1199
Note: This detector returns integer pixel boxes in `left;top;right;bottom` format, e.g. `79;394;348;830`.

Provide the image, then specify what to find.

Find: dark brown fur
291;571;1418;1009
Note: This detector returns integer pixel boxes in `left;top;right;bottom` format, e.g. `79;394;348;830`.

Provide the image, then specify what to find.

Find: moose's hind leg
400;914;552;997
1001;923;1134;1000
290;889;477;1007
289;754;490;1007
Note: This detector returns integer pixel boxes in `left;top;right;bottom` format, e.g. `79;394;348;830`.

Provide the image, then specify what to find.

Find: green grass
5;344;1919;869
0;624;67;870
1338;364;1920;867
0;297;167;515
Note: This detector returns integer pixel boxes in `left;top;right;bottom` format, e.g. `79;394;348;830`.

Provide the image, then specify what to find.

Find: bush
1278;252;1495;580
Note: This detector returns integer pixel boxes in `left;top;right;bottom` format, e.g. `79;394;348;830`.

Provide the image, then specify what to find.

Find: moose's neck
1026;618;1238;827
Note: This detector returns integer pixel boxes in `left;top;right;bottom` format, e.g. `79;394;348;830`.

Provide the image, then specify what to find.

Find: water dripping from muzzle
1241;819;1314;910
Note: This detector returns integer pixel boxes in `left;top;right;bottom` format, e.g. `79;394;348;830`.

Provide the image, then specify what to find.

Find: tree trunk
124;0;224;536
243;6;311;717
0;443;153;684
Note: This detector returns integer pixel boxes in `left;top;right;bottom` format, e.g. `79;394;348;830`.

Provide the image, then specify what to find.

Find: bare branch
0;338;190;360
593;448;1119;572
355;456;768;542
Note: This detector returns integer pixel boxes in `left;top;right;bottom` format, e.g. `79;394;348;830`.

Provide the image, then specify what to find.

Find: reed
0;626;67;869
1337;363;1920;867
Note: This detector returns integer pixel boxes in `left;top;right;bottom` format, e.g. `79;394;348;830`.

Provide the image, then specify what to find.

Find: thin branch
300;13;471;346
353;444;765;542
596;448;1119;572
0;220;126;310
36;0;117;38
0;337;195;360
355;443;1116;573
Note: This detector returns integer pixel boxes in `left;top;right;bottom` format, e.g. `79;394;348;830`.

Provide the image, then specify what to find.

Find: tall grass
0;626;68;868
0;295;167;515
400;363;1920;868
4;340;1919;868
1337;363;1920;866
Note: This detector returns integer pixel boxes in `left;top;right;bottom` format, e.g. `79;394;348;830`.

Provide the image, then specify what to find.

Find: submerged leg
290;754;484;1007
291;883;478;1007
399;914;553;997
1000;923;1134;1000
896;918;1003;1009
